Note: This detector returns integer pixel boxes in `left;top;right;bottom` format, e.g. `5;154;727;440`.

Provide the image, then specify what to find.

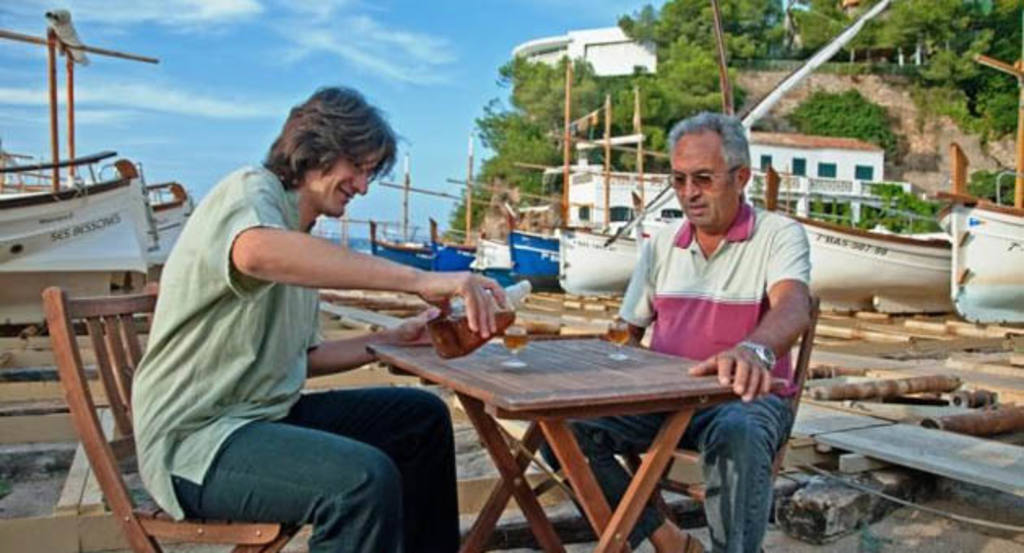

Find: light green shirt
132;166;320;520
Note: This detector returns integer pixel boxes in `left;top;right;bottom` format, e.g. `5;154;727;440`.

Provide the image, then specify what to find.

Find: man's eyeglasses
671;166;741;191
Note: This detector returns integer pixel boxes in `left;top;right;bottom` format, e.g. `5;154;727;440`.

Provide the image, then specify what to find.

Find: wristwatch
738;341;776;370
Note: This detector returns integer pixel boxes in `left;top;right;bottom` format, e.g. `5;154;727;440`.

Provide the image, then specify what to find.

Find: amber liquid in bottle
427;282;531;359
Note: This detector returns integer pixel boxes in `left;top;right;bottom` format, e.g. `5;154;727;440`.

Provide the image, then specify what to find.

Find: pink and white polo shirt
619;203;810;396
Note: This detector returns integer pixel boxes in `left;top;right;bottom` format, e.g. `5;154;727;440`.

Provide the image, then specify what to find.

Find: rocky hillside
737;70;1017;192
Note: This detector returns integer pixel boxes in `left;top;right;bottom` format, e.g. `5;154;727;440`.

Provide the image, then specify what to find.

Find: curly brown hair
264;87;397;189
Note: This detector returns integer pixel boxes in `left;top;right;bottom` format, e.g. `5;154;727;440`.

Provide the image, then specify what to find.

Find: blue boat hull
509;231;561;291
372;241;434;271
432;244;475;272
479;267;519;287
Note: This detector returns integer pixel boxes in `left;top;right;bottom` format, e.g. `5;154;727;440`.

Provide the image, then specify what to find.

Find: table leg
459;394;565;553
594;409;694;553
538;420;615;544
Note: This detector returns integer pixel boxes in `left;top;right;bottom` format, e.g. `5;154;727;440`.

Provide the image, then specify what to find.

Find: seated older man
562;112;812;553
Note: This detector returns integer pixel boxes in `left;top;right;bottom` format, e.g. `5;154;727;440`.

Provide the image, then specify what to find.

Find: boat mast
634;86;644;207
562;60;572;225
46;30;59;189
603;93;612;228
973;9;1024;209
402;154;410;241
0;22;157;191
710;0;734;115
465;134;474;244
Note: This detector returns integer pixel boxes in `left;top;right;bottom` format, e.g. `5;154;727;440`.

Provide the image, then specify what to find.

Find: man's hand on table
688;346;772;402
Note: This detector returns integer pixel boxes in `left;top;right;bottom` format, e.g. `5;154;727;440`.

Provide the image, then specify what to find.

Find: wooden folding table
370;339;781;553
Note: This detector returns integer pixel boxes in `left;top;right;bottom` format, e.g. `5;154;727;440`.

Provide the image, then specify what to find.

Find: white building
512;27;657;77
748;132;885;182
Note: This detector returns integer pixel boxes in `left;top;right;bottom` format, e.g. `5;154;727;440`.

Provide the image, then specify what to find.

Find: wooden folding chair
628;296;821;504
42;287;299;553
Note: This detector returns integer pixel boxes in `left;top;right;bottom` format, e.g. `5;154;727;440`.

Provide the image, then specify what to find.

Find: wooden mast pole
711;0;734;114
66;52;75;180
465;134;474;244
402;154;410;241
634;86;644;207
562;60;572;225
975;44;1024;209
603;94;612;228
46;29;59;190
0;23;158;192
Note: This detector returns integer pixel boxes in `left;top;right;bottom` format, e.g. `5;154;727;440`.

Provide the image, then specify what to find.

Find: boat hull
800;218;952;313
559;229;639;296
432;244;475;272
945;204;1024;323
0;178;151;324
371;240;434;271
510;231;560;291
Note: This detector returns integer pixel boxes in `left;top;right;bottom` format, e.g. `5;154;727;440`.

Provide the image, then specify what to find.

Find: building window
660;208;683;219
792;158;806;176
609;206;634;222
578;205;591;221
855;165;874;181
760;154;772;170
817;162;837;178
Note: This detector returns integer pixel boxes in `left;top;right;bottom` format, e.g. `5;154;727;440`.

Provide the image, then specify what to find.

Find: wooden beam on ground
55;410;113;516
0;412;75;443
814;422;1024;496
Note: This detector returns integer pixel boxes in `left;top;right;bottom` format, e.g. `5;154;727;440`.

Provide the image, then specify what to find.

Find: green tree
788;90;900;158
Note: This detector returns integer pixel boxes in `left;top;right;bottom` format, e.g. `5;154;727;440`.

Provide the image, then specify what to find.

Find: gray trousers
543;394;793;553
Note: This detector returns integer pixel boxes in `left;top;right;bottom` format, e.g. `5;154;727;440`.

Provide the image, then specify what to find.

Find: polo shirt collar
675;202;756;249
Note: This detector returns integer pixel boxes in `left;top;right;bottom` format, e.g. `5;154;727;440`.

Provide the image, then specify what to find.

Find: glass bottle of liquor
427;281;532;358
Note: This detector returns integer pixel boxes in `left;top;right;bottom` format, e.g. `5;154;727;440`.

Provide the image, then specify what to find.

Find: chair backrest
771;295;820;476
42;286;158;538
788;295;820;415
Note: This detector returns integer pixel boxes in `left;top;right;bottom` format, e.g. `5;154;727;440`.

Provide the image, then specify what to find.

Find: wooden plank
815;423;1024;496
816;336;1009;359
791;403;892;437
55;441;91;515
78;411;115;515
319;302;401;329
55;410;113;516
945;356;1024;378
0;412;76;443
0;379;108;403
0;514;78;553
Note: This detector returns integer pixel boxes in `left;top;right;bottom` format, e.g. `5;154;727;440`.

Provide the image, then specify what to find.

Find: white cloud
0;82;283;119
7;0;263;28
273;12;457;85
5;1;459;86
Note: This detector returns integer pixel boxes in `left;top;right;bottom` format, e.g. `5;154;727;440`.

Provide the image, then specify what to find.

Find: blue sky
0;0;659;240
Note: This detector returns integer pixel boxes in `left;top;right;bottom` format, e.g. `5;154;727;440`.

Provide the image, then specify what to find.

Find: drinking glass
502;325;528;368
605;320;630;361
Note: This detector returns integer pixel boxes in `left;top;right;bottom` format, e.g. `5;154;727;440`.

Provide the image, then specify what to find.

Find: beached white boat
798;217;952;313
559;229;640;296
0;157;151;324
145;181;193;267
941;201;1024;323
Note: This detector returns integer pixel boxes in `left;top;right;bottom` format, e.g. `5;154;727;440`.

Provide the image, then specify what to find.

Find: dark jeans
172;387;459;553
542;394;793;553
